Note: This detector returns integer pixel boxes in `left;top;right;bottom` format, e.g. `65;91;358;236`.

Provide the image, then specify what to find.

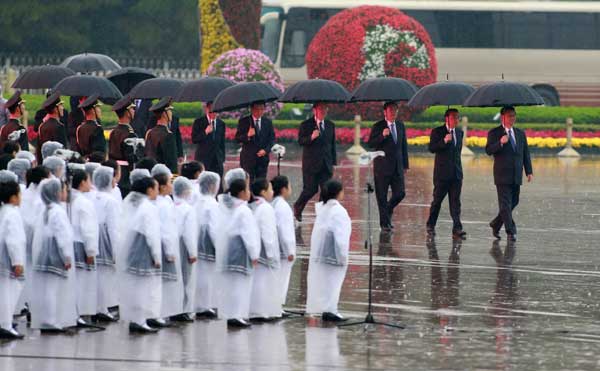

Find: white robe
118;195;162;325
174;199;198;314
30;204;78;330
249;197;281;318
0;205;26;330
92;190;122;313
215;194;260;320
306;200;351;315
111;185;122;201
70;190;99;316
272;196;297;307
155;195;183;318
194;194;220;313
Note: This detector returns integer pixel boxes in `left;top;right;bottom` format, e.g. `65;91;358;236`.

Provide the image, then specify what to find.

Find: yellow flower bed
199;0;240;73
407;136;600;148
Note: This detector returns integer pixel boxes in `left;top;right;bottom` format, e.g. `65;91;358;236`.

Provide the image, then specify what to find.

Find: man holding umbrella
145;97;178;173
293;102;337;222
76;94;107;157
368;102;409;231
235;102;275;181
485;106;533;242
192;102;225;178
425;108;466;239
0;91;29;151
37;92;68;164
109;96;137;194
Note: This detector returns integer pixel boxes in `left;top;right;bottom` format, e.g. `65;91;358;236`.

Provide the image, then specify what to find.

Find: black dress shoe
146;318;172;328
129;323;159;334
452;230;467;240
40;327;68;335
489;222;501;239
426;226;436;236
170;313;194;323
507;233;517;242
281;310;292;318
227;319;251;328
381;224;392;232
294;208;302;222
93;312;118;323
250;316;275;323
196;309;218;319
322;312;347;322
0;328;24;340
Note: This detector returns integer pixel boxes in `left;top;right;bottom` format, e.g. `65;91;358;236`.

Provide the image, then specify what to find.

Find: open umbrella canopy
59;52;121;73
128;78;185;100
11;65;75;89
349;77;417;102
106;67;156;95
175;77;235;103
53;75;123;101
212;82;281;112
408;82;475;107
463;81;545;107
279;79;350;104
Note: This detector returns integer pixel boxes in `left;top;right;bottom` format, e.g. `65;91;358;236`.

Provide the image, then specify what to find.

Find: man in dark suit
76;94;107;157
368;102;409;231
0;91;29;152
131;98;152;137
426;109;466;239
144;97;178;173
293;102;337;222
191;102;225;177
235;102;275;182
37;92;68;164
485;106;533;242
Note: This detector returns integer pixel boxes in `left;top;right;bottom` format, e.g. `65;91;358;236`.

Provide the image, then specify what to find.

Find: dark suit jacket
131;99;152;138
485;125;533;185
428;124;463;183
191;116;226;165
368;120;409;177
235;115;275;169
144;125;178;173
298;117;337;174
0;119;28;151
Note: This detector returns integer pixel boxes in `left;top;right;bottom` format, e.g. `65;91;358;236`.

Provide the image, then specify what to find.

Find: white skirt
120;273;161;324
278;259;294;306
218;271;253;320
306;261;348;315
249;265;281;318
76;268;97;316
97;265;118;313
30;270;78;329
0;276;24;330
194;260;216;312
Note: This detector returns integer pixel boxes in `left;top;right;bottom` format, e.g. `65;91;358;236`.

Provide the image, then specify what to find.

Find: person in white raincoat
193;171;221;319
92;165;121;321
7;158;30;193
30;178;78;333
216;177;260;328
69;169;99;321
0;180;26;339
42;156;65;179
172;176;198;321
248;178;281;320
306;179;351;322
118;176;162;333
151;164;182;325
270;175;296;314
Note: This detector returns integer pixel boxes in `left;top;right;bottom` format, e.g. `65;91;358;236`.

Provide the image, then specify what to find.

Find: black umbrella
349;77;417;102
175;77;235;103
106;67;156;95
463;81;545;107
212;82;281;112
11;65;75;89
408;82;475;107
128;78;185;100
59;53;121;73
53;75;123;101
279;79;350;104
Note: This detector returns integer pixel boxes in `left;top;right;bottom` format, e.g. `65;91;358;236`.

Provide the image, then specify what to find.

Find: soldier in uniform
37;92;67;164
0;91;28;152
76;94;106;158
109;96;137;196
144;97;178;173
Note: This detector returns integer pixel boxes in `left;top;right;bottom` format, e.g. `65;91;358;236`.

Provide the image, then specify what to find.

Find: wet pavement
2;146;600;370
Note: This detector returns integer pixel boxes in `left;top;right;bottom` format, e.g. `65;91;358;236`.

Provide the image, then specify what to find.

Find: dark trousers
490;184;520;235
202;157;224;179
294;166;332;215
374;172;406;227
242;158;269;183
426;179;463;231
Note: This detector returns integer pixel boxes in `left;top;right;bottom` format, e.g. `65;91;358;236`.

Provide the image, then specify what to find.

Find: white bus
260;0;600;106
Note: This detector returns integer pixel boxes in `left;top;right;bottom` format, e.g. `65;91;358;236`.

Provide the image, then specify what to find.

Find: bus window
281;7;342;68
260;7;283;63
549;13;598;50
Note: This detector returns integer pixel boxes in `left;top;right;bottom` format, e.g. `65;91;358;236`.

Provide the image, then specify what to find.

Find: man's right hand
248;127;255;137
500;135;509;145
382;128;390;137
205;124;213;134
311;129;320;141
444;134;452;143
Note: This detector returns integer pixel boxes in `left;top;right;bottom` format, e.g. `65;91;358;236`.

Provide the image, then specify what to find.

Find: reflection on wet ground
2;148;600;370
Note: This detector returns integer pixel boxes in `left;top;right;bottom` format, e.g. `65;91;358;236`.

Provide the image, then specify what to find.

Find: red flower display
305;5;437;121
